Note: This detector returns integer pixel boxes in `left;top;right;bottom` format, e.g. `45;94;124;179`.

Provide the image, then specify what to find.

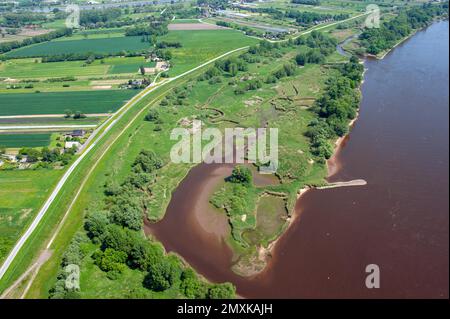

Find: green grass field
0;90;138;116
159;29;258;76
0;169;64;264
0;59;110;79
4;36;151;58
0;133;51;148
108;60;156;74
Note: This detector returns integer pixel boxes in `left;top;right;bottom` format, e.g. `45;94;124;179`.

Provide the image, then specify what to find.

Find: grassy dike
0;50;248;297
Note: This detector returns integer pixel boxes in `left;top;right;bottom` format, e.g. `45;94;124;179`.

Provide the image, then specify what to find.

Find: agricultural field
0;116;103;127
4;36;151;58
0;57;155;80
0;133;51;148
159;29;258;76
0;59;110;79
0;169;64;264
0;90;138;116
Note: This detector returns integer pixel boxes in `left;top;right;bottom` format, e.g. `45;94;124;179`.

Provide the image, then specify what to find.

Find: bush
85;211;109;241
132;149;163;173
144;109;160;122
228;165;252;186
208;283;236;299
180;269;208;299
94;248;127;274
143;257;182;292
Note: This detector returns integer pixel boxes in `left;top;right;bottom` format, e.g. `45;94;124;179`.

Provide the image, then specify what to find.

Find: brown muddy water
146;21;449;298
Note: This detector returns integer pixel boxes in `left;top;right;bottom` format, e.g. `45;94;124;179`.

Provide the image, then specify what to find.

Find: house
130;79;144;86
71;130;85;138
1;154;16;162
65;141;82;150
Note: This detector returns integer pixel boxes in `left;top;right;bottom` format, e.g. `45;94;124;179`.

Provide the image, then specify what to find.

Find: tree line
0;28;73;55
360;2;449;55
306;56;363;160
291;0;320;5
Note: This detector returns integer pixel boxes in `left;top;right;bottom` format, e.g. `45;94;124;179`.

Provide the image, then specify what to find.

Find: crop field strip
0;133;51;148
0;90;139;116
4;36;151;58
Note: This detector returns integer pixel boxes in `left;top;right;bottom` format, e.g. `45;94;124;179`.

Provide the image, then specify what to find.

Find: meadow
0;169;64;264
0;90;138;116
159;29;258;76
0;133;51;148
4;36;151;58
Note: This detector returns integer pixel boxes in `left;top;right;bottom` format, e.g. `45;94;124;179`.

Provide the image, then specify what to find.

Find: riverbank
144;20;449;298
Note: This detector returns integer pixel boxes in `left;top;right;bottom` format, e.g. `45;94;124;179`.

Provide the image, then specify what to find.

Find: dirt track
168;23;224;30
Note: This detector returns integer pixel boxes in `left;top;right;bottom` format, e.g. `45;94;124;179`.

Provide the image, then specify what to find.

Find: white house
65;141;81;150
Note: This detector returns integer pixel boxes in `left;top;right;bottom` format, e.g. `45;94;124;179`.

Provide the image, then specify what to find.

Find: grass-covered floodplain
0;90;139;116
4;36;151;58
0;133;51;148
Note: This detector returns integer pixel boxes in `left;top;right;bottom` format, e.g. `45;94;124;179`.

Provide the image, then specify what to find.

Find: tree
208;283;236;299
73;111;87;119
132;149;163;173
140;65;146;75
144;109;159;122
128;239;164;271
85;211;109;240
41;147;60;162
295;52;306;66
180;268;208;299
228;63;238;77
110;195;143;231
101;224;135;254
25;148;41;162
64;109;73;118
143;257;182;291
228;165;252;186
94;248;127;274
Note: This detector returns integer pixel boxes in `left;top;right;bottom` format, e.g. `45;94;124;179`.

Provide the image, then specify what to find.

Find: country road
0;125;97;130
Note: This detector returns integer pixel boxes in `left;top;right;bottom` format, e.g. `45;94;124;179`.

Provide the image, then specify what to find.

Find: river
146;21;449;298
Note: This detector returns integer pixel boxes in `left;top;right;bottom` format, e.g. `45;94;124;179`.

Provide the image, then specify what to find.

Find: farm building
65;130;86;139
71;130;86;137
65;141;81;150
